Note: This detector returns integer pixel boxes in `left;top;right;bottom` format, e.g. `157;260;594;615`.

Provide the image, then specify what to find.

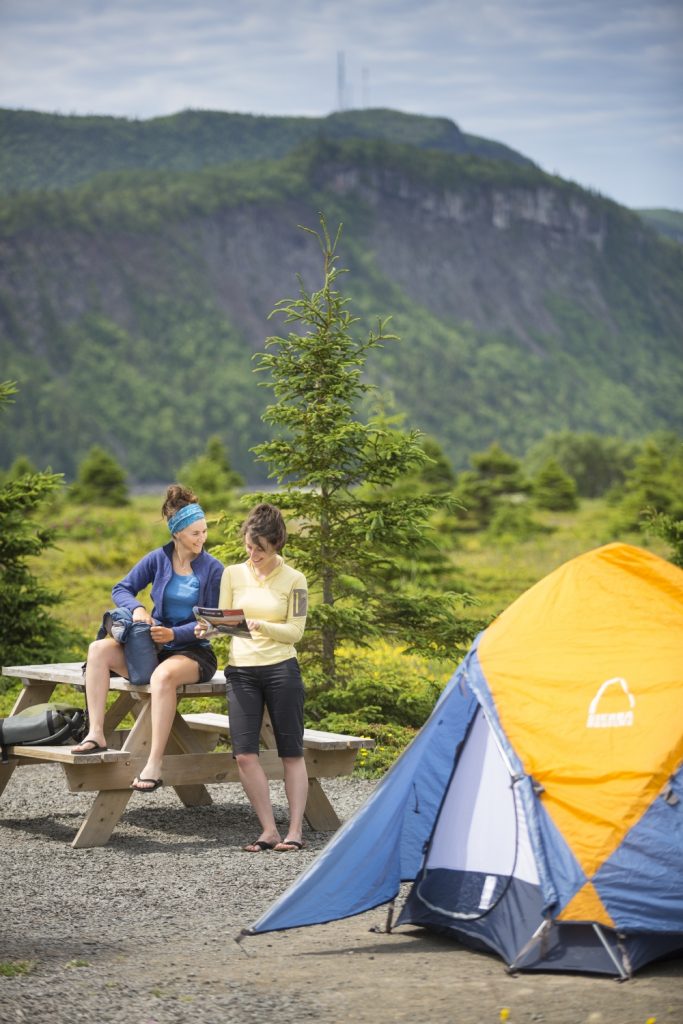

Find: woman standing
211;503;308;852
71;484;223;792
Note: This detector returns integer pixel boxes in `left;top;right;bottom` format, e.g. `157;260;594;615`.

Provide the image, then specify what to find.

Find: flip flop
243;840;277;852
131;777;163;792
274;839;305;852
71;739;108;755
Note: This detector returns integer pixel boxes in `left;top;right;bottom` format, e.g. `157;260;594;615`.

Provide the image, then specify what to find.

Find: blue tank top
162;571;200;627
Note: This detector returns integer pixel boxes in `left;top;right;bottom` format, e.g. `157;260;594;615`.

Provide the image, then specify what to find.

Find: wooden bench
0;663;374;848
183;711;373;752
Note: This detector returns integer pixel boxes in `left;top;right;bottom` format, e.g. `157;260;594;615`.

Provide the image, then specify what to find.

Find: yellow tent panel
556;882;616;928
478;543;683;878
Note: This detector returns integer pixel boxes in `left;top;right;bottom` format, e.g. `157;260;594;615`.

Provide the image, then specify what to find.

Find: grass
451;499;662;619
1;492;669;757
33;492;659;640
39;495;170;637
0;960;34;977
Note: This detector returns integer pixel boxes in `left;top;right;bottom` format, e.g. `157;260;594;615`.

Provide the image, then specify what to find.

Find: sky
1;0;681;210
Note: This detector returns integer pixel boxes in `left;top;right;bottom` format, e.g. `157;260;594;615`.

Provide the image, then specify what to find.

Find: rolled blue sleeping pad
124;621;159;685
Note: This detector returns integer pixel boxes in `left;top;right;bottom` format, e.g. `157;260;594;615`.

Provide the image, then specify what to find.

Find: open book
193;606;253;638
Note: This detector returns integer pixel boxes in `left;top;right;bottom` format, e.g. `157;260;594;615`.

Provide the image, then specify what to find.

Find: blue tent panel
594;766;683;932
249;659;478;935
399;871;545;964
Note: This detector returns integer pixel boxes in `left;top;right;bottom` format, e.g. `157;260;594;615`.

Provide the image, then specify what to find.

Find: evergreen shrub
485;501;548;543
532;458;579;511
176;436;243;512
70;446;129;506
304;642;452;776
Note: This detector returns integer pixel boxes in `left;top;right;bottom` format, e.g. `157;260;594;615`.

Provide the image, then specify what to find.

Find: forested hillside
0;107;533;195
1;110;682;483
636;208;683;245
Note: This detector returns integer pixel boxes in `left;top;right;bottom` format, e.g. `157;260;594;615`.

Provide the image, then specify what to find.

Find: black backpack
0;703;88;763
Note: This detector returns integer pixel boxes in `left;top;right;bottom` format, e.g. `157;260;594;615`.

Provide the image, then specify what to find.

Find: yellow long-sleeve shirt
219;558;308;667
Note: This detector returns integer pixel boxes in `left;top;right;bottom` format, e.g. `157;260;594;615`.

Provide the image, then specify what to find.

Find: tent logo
586;677;635;729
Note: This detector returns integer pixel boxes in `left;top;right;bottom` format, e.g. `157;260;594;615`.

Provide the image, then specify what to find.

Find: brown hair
241;503;287;552
161;483;198;521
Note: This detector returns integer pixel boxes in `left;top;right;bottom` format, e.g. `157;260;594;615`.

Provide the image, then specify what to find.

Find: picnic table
0;663;374;849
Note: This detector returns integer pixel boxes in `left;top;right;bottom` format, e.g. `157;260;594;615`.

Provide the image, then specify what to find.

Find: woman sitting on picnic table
71;484;224;792
197;502;308;852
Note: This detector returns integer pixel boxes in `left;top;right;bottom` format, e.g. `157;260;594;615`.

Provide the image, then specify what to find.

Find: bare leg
132;655;199;790
72;637;128;752
278;756;308;847
234;752;281;849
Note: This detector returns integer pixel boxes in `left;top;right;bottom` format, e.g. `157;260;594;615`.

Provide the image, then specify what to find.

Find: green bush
70;446;129;506
454;443;530;529
485;500;548;543
312;713;418;778
306;646;447;728
0;381;84;671
523;432;637;498
532;458;579;511
302;642;452;775
176;436;243;512
610;433;683;530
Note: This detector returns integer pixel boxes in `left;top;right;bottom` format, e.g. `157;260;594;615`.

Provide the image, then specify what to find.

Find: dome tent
246;544;683;977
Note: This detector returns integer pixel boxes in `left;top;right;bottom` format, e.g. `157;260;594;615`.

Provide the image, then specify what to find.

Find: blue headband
168;503;205;535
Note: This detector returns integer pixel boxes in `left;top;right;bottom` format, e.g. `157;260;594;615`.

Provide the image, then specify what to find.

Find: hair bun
242;503;287;552
162;483;198;520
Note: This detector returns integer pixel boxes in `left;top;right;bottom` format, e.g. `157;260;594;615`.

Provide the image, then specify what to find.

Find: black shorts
225;658;305;758
159;644;218;683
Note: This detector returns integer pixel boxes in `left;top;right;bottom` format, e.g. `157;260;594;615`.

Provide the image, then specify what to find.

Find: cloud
0;0;681;207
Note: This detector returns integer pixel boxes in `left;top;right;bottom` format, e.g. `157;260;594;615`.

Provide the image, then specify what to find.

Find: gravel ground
1;766;682;1024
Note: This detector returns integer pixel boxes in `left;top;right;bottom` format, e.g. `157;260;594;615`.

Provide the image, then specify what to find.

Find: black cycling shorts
225;658;305;758
159;643;218;684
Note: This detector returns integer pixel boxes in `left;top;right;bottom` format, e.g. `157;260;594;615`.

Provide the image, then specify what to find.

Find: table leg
71;789;134;849
103;692;137;743
260;709;341;832
300;778;341;831
166;714;213;807
10;679;56;715
0;761;16;800
71;698;154;848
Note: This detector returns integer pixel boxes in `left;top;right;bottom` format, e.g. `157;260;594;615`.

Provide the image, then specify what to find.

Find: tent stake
370;899;397;934
234;928;255;956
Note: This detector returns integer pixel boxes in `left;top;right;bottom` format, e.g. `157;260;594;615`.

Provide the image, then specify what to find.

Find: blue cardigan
112;542;224;649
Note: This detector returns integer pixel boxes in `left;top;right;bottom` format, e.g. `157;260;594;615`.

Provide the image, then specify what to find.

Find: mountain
636;208;683;245
0;107;533;195
0;110;681;484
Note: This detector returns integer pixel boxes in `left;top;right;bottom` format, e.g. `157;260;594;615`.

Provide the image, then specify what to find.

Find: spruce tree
0;381;75;668
70;445;129;506
532;458;578;511
219;220;477;683
454;442;529;529
177;435;243;511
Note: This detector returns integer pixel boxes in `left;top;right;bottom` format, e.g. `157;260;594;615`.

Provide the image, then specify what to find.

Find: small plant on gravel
0;960;34;977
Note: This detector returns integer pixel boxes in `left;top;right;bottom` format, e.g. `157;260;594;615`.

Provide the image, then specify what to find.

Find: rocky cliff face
1;139;681;480
316;158;678;355
0;173;663;357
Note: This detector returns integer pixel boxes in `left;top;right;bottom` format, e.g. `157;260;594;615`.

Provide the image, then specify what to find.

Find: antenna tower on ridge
337;51;346;110
361;66;369;107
